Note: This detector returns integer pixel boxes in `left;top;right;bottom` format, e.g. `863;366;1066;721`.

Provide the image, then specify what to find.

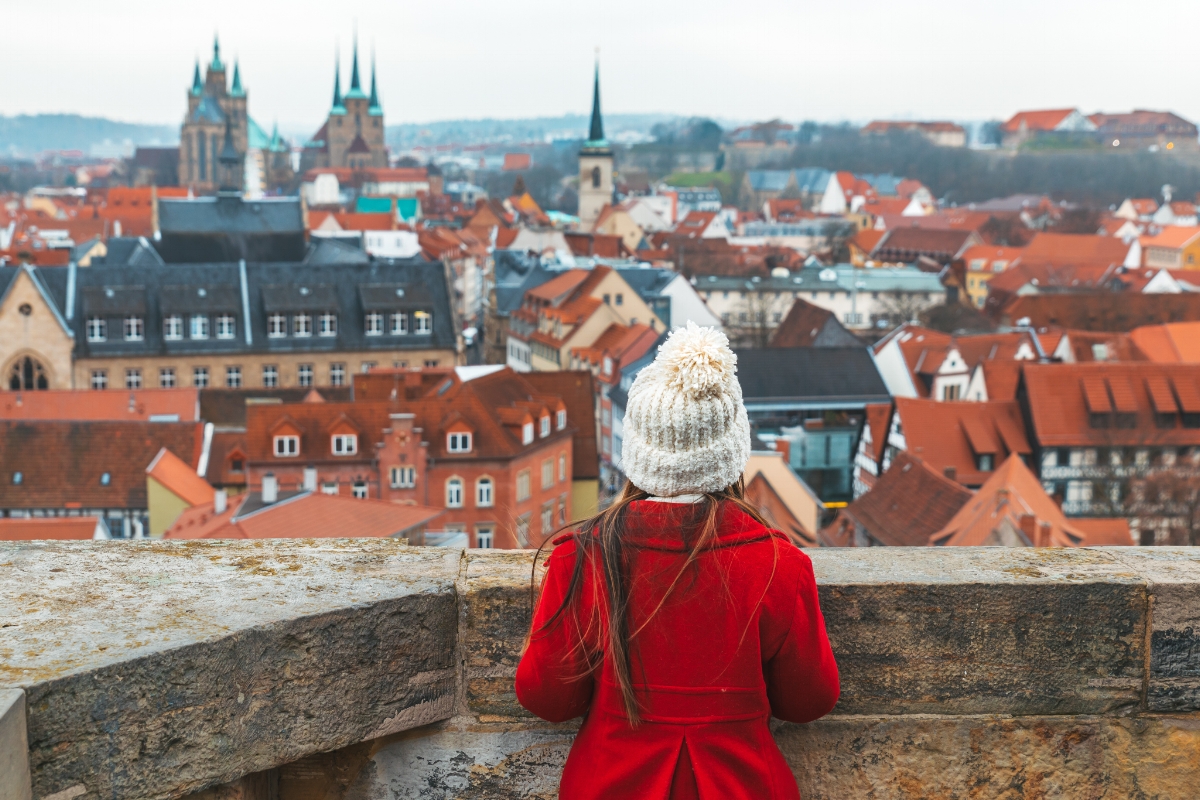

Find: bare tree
726;291;792;349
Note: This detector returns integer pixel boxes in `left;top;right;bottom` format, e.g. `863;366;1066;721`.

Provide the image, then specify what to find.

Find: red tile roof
863;403;892;463
1022;362;1200;447
1140;226;1200;249
523;371;599;480
1000;109;1079;134
309;211;396;232
1020;232;1131;268
996;293;1200;330
894;398;1031;487
1130;322;1200;363
872;227;977;261
0;389;199;422
564;232;629;258
769;298;839;347
146;447;214;506
0;518;103;541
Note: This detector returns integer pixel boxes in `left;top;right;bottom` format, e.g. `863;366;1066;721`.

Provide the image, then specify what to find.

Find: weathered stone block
809;548;1147;715
461;552;538;719
778;713;1200;800
0;540;461;800
1;688;32;800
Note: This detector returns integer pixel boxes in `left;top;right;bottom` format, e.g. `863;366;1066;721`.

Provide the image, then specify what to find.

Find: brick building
301;40;387;172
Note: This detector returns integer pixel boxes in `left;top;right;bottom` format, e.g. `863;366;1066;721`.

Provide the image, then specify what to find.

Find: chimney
303;466;318;492
774;439;791;464
213;490;227;514
1037;521;1053;548
943;465;957;481
1019;513;1037;545
262;473;278;504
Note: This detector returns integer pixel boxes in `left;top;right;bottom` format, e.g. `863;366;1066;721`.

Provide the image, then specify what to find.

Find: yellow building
145;447;216;537
960;246;1022;309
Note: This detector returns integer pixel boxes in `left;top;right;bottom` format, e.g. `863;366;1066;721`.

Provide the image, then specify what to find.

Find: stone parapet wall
1;542;1198;799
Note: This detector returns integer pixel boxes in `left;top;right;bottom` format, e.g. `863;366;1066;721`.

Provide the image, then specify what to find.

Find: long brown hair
529;477;771;725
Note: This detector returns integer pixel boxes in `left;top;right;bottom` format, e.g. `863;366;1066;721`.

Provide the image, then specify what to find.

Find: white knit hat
620;322;751;497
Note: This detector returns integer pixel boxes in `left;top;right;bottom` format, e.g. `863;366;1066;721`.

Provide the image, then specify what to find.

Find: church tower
312;37;387;171
578;55;614;229
180;35;249;192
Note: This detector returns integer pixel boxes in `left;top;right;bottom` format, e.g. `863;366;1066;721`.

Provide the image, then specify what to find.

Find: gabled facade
180;36;249;192
302;40;387;172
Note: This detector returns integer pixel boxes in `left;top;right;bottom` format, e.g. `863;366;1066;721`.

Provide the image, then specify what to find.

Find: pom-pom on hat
620;322;751;497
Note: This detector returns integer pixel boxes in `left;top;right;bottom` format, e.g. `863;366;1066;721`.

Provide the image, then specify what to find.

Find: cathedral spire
331;48;345;113
346;33;367;99
210;34;224;72
230;59;244;97
368;49;382;115
191;59;203;96
587;52;605;145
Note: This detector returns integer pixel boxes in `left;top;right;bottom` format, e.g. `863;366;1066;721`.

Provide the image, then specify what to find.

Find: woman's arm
515;543;597;723
764;554;840;724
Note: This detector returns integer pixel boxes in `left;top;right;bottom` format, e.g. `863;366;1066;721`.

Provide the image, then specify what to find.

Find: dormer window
976;454;994;472
123;315;144;341
332;434;358;455
294;313;312;337
447;432;472;453
603;356;613;376
540;415;550;438
390;312;408;335
522;422;534;445
319;313;338;337
557;409;567;430
190;314;209;339
164;315;183;340
268;314;287;338
87;316;106;342
415;311;432;334
274;435;299;457
365;313;384;336
216;314;236;339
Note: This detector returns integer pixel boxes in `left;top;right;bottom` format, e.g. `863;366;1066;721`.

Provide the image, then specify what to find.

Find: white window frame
516;470;531;501
158;367;176;388
522;422;534;445
540;416;551;438
90;369;107;389
268;314;287;338
262;365;278;388
446;477;464;508
274;435;300;457
352;481;368;499
192;366;209;388
447;432;472;453
216;314;236;339
123;315;144;342
542;459;554;489
124;368;142;389
475;526;494;549
365;312;384;336
476;477;494;507
329;363;345;386
87;316;106;342
390;312;408;335
415;311;432;334
559;454;566;482
225;366;242;388
293;313;312;338
298;364;313;387
319;313;338;337
556;409;567;430
321;482;339;495
332;434;358;456
190;314;209;340
390;465;416;488
163;315;183;340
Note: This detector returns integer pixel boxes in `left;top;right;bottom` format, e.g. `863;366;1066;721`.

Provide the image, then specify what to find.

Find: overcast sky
4;0;1197;129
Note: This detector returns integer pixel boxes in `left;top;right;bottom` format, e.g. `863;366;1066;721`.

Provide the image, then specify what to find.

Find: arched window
591;165;601;188
476;477;494;508
446;477;464;508
8;356;48;391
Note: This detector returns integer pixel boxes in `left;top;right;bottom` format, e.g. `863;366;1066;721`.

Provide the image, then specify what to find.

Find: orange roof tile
894;398;1031;487
1000;109;1079;134
1020;232;1131;268
146;447;214;506
1130;322;1200;363
1140;226;1200;249
0;388;199;422
0;518;102;541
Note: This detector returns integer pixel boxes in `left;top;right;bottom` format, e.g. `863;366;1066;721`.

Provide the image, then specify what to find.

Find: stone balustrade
1;541;1199;799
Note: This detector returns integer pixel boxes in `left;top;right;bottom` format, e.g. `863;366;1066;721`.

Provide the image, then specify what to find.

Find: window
262;365;278;388
615;293;624;306
298;364;313;387
476;477;494;507
522;422;534;445
414;311;432;334
942;384;961;401
365;313;384;336
319;313;337;337
559;454;566;482
87;316;106;342
123;316;144;341
268;314;287;338
124;368;142;389
321;482;339;495
361;361;377;373
390;312;408;335
424;360;439;368
560;494;568;523
976;453;994;472
225;366;241;388
332;434;358;455
330;363;345;386
158;368;176;388
515;513;531;547
293;313;312;337
476;526;494;549
190;314;209;339
591;165;601;189
540;416;551;438
390;466;415;488
446;477;464;507
542;502;554;534
603;294;611;305
557;409;567;430
164;315;183;340
216;314;236;339
352;481;368;499
447;432;472;453
274;435;299;457
516;470;531;501
192;367;209;388
542;459;554;489
90;369;108;389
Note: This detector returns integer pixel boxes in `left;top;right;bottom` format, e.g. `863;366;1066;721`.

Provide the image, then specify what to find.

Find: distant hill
0;114;178;158
386;113;689;149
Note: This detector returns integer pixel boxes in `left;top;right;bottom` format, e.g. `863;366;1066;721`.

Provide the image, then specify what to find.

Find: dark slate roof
304;237;370;265
614;266;675;297
10;258;456;360
493;250;555;316
158;196;304;235
736;347;889;406
96;237;166;267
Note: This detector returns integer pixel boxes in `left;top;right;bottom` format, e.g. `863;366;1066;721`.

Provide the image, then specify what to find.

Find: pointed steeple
330;49;346;114
587;53;606;146
210;34;224;72
230;59;244;97
191;59;203;96
346;34;368;100
368;50;382;116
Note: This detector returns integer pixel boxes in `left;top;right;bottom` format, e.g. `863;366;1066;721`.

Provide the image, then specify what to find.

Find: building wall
146;477;191;538
74;348;457;390
578;152;613;228
0;270;75;390
571;477;599;520
326;96;387;169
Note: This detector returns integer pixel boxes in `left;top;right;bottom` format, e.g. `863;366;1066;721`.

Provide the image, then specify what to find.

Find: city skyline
3;0;1199;128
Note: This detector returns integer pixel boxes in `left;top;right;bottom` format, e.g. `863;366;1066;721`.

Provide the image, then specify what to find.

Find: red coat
516;500;839;800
